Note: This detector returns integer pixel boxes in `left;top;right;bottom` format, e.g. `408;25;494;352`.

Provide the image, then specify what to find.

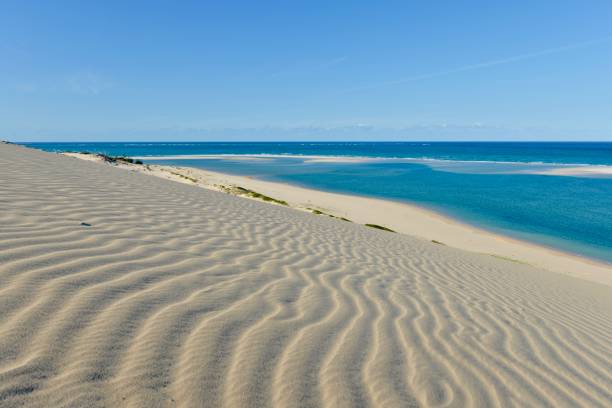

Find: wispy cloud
12;122;584;142
344;36;612;93
8;71;113;95
268;56;348;79
318;56;348;69
12;82;38;93
67;71;113;95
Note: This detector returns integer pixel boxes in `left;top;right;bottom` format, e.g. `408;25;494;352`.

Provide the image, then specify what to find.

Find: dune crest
1;144;611;407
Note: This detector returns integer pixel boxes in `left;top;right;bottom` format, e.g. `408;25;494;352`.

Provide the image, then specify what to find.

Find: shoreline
64;152;612;287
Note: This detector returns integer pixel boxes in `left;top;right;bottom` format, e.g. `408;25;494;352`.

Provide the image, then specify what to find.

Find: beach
2;143;612;407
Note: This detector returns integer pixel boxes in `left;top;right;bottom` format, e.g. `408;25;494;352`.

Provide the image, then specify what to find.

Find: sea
23;142;612;264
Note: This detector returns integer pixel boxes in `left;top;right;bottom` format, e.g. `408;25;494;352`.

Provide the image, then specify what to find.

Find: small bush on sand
365;224;395;232
488;254;528;264
233;186;288;206
248;191;288;206
307;207;352;222
98;154;116;163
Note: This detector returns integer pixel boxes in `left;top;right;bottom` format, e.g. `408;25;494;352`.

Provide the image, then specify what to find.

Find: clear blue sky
2;1;612;141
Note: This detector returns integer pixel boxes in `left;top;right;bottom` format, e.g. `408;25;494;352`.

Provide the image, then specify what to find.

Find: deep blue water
23;142;612;263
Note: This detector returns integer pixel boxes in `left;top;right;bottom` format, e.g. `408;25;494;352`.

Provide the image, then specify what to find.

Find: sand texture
1;143;611;408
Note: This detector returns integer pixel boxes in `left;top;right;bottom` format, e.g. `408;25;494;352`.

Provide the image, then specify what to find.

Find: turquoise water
23;141;612;165
24;142;612;263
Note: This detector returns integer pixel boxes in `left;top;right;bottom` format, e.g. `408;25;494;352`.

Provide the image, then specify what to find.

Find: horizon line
12;139;612;143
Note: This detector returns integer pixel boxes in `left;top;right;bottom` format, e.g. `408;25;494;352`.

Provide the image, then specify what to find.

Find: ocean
23;142;612;263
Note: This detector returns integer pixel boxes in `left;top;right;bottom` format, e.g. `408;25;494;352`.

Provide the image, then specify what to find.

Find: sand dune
1;143;611;407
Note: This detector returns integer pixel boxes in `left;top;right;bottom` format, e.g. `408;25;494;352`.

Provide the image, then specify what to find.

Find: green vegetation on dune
306;207;352;222
96;153;143;166
365;223;395;232
170;172;198;183
224;185;288;206
486;253;529;265
246;191;288;206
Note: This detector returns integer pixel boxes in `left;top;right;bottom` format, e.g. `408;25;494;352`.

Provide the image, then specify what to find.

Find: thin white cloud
269;56;348;78
8;72;113;95
344;36;612;93
319;56;348;69
13;82;38;93
67;71;113;95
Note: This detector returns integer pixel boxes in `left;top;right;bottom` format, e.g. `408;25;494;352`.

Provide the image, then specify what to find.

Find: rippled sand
1;143;611;407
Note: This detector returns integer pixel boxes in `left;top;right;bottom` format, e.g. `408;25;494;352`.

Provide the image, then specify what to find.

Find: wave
139;152;612;169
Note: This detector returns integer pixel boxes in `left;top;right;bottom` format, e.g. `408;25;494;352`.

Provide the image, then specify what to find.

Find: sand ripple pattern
1;144;611;408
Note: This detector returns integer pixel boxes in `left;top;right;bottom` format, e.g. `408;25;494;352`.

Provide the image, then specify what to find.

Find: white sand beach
1;143;612;407
528;165;612;177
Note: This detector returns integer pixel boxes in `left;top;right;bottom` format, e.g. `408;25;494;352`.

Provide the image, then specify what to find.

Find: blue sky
2;1;612;141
